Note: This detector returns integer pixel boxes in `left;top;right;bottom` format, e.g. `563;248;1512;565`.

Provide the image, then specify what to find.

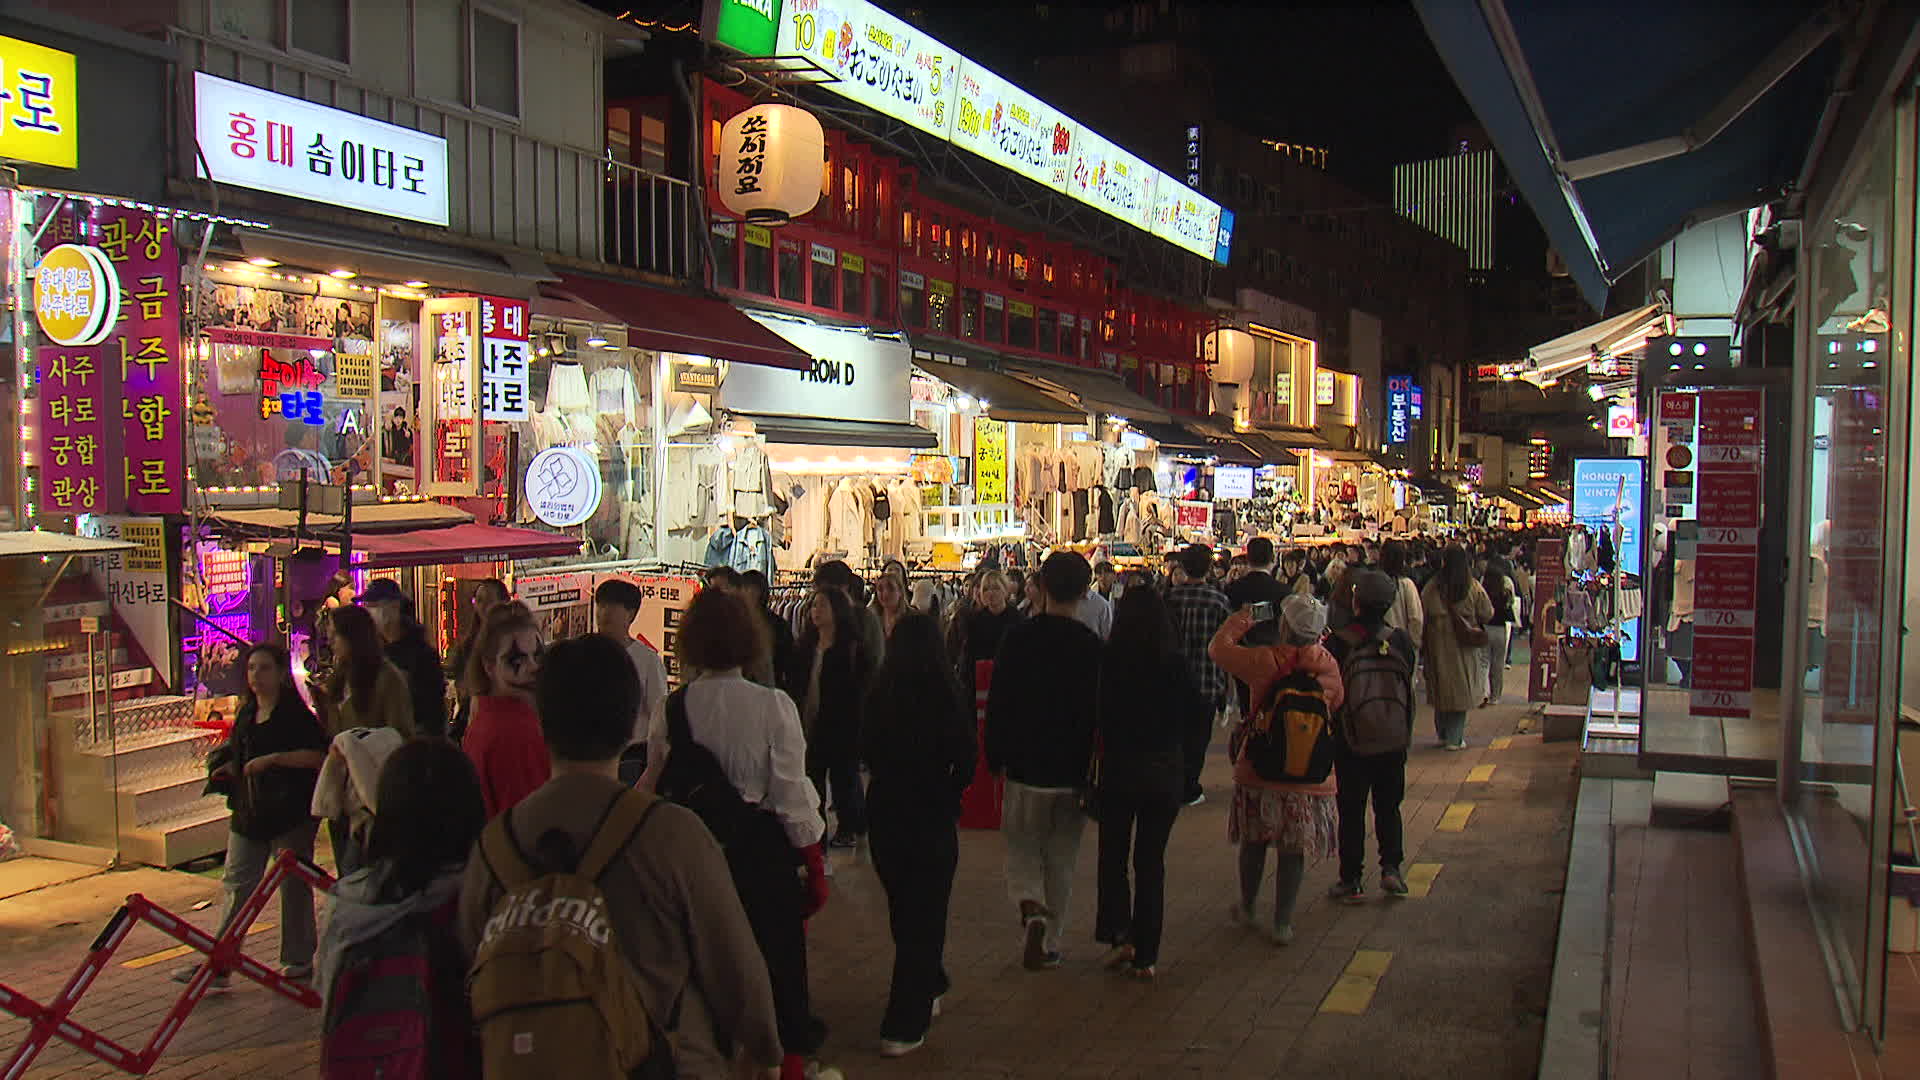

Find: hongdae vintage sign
195;72;450;226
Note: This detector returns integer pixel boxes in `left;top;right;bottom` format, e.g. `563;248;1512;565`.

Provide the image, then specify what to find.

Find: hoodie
315;863;466;1012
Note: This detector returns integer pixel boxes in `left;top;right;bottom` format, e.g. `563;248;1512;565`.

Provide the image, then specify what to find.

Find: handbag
1447;596;1488;647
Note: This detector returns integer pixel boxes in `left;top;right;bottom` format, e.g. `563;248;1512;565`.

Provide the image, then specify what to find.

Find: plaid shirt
1166;582;1234;703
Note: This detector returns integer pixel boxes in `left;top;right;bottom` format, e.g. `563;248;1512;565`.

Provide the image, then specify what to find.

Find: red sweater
463;695;551;819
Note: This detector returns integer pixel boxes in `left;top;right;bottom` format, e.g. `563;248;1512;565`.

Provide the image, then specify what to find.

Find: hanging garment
828;478;865;559
729;525;775;580
731;439;771;519
1095;487;1116;535
1071;489;1091;541
703;525;736;568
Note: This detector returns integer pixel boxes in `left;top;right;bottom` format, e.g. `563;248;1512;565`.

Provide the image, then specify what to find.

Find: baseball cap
1280;594;1327;641
354;578;408;606
1349;568;1397;614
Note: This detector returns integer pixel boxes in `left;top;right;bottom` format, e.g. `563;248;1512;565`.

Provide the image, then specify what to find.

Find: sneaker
1269;922;1295;946
281;963;313;981
879;1036;926;1058
1122;963;1155;981
1446;740;1467;752
1021;916;1049;970
171;964;231;990
931;995;943;1019
1102;943;1135;970
1327;879;1366;904
1039;950;1064;969
1185;791;1206;807
1380;868;1409;897
827;831;859;850
803;1062;846;1080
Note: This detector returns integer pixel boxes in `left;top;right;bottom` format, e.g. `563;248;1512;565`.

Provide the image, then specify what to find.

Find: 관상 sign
194;72;451;226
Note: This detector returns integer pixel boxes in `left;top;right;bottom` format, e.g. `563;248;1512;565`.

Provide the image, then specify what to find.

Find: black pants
728;827;824;1057
1094;791;1180;968
868;809;958;1042
1335;749;1406;883
1182;698;1220;802
808;750;867;836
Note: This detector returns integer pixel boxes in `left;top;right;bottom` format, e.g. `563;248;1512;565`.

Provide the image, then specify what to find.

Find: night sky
901;0;1474;200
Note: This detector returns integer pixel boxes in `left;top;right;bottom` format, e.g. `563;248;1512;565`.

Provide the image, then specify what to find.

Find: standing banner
1691;389;1763;719
1528;538;1566;702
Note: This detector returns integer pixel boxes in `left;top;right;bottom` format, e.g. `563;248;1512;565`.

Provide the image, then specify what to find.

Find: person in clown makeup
459;601;550;818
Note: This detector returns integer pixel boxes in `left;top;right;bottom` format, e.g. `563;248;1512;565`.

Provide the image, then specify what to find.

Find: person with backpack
1325;570;1419;904
1421;545;1496;750
860;612;975;1058
1209;594;1344;946
649;590;837;1080
1479;556;1520;707
459;633;784;1080
177;643;328;988
318;738;486;1077
459;602;550;818
1091;588;1205;981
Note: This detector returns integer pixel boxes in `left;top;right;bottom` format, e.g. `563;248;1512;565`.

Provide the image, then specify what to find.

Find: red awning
348;523;583;569
549;275;811;370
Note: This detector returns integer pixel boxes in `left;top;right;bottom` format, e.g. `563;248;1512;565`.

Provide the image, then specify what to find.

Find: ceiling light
403;279;429;289
329;269;357;279
247;256;279;267
585;334;609;348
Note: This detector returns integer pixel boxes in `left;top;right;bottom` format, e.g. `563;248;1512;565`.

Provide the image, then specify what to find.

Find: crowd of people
183;527;1547;1079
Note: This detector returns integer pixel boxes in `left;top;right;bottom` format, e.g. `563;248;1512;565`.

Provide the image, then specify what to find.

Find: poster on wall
420;297;479;495
1692;389;1763;719
193;278;380;489
1570;457;1644;662
78;515;175;692
377;313;419;492
974;417;1007;505
1527;538;1566;702
597;573;698;687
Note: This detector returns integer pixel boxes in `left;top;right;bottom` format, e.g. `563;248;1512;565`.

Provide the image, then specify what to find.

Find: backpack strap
578;790;664;882
479;809;539;892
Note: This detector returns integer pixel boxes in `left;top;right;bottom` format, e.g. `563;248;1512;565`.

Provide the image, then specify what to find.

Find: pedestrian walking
317;604;413;876
459;602;550;819
1092;588;1203;980
1480;556;1519;705
741;569;797;692
649;591;837;1080
1210;596;1343;945
460;632;786;1080
356;579;449;737
1165;544;1233;805
814;560;885;669
444;577;509;742
317;738;484;1075
1326;570;1418;904
985;552;1103;970
792;586;874;850
594;579;668;784
861;613;974;1057
1421;545;1496;749
872;560;915;644
1379;542;1424;655
179;643;328;987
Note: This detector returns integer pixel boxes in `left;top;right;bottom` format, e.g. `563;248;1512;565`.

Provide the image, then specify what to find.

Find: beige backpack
469;790;667;1078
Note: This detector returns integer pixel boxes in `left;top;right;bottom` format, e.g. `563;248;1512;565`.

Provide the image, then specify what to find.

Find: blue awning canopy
1414;0;1843;310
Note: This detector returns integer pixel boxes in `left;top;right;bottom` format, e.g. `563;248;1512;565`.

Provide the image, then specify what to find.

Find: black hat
354;578;408;607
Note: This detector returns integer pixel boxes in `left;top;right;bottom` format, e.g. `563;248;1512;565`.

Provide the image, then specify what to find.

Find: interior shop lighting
1587;384;1605;400
404;279;429;289
956;394;975;410
329;269;357;279
584;334;609;348
247;257;280;267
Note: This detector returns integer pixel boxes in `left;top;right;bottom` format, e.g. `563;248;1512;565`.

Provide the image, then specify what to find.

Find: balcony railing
168;29;696;280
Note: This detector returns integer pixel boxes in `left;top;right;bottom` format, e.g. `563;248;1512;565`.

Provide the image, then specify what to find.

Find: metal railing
169;28;697;278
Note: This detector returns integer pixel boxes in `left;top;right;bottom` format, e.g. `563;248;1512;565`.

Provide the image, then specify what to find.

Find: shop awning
349;523;585;569
234;226;554;299
1522;303;1672;385
735;413;939;449
1127;419;1211;452
1256;427;1332;450
911;355;1085;424
1526;484;1570;505
1412;0;1845;310
1004;363;1173;424
1230;430;1302;467
210;501;474;535
0;531;137;560
551;274;812;370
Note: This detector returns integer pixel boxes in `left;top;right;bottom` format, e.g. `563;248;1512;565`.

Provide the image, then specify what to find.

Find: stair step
1650;771;1731;828
75;727;219;786
117;771;226;828
118;804;232;868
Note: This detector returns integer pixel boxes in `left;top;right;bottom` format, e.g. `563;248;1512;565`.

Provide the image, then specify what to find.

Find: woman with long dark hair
460;602;549;818
175;644;328;987
1420;545;1495;749
322;604;414;737
793;586;874;849
316;739;486;1073
445;577;509;741
872;560;915;645
1093;588;1205;980
861;612;975;1056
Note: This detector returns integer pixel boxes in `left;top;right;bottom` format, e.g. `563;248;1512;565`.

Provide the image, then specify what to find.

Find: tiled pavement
2;693;1577;1079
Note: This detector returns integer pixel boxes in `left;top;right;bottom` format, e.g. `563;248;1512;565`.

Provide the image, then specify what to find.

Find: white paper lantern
718;103;825;226
1203;327;1255;386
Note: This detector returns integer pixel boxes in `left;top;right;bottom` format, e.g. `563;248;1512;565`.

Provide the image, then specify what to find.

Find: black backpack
1243;668;1337;784
1338;627;1415;756
654;689;798;869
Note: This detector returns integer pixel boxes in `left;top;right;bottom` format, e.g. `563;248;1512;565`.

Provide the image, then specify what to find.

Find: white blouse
647;669;825;849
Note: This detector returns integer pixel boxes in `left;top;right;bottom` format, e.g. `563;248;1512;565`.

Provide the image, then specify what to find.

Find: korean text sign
477;295;530;422
194;72;450;226
0;34;76;169
1570;457;1644;661
1385;375;1412;445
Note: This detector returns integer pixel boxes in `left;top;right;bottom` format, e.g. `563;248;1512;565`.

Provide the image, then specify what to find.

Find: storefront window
870;265;891;323
841;253;866;315
927;280;954;335
899;271;927;329
810;243;836;307
962;288;982;339
777;239;805;302
712;223;739;291
1008;300;1036;350
1038;308;1058;354
743;226;773;295
1793;103;1899;1034
984;293;1005;343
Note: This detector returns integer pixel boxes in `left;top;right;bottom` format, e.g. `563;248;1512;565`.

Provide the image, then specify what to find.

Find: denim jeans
1435;709;1468;746
1484;624;1512;703
221;819;319;967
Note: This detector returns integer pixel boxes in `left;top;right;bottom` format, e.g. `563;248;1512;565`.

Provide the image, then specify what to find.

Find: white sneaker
931;995;943;1018
879;1036;925;1058
1270;922;1295;946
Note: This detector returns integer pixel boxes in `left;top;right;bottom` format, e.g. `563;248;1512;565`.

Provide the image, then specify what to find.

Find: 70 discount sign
1690;389;1764;718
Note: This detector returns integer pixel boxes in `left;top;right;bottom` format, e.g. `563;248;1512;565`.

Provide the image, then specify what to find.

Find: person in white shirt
1075;588;1114;640
593;578;668;783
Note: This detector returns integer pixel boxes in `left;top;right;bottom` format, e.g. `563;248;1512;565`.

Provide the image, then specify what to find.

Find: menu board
950;60;1071;188
774;0;958;139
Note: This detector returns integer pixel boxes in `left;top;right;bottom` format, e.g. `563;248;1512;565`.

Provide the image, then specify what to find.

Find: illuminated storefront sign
34;243;119;346
194;72;451;226
525;445;604;527
1314;369;1337;407
0;34;77;168
721;0;1230;262
1385;375;1412;445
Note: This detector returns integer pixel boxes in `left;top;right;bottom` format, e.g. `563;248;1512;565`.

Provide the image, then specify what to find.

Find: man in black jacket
985;551;1102;971
1223;537;1290;715
357;579;449;736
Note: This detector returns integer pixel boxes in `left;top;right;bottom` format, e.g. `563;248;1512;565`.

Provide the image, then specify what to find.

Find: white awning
1522;303;1671;385
0;531;138;560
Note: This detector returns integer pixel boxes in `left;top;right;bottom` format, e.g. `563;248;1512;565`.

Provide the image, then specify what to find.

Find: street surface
1;695;1576;1079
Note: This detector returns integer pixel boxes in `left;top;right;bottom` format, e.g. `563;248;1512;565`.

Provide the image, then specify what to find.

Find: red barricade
959;659;1004;829
0;847;336;1078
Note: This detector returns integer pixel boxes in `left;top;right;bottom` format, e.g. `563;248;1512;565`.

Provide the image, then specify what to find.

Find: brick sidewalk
2;696;1576;1079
